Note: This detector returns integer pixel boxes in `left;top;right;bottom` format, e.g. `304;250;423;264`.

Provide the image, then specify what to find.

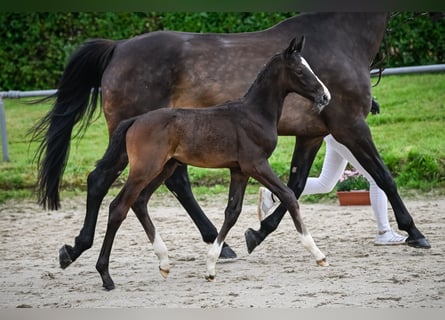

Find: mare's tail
96;118;137;171
30;39;117;210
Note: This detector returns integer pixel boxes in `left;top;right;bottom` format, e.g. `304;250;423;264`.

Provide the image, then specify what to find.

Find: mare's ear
285;35;305;57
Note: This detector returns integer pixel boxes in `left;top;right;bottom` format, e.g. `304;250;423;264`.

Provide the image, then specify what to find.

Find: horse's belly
172;128;238;169
173;150;238;169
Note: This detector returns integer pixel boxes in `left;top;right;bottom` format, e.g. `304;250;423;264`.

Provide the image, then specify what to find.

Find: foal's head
281;36;331;112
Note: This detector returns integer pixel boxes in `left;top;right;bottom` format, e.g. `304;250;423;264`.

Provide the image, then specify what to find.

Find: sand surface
1;193;444;308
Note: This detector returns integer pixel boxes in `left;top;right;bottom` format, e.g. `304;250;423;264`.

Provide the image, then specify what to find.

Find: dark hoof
205;274;216;282
244;228;262;254
59;245;74;269
103;282;115;291
220;244;237;259
406;237;431;249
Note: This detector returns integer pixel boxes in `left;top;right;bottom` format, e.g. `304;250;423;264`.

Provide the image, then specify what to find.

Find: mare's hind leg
247;159;327;266
59;153;128;269
245;137;323;254
164;165;237;258
332;121;430;248
206;168;249;281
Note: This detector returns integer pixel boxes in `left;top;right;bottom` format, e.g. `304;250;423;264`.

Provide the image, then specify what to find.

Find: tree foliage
0;12;443;90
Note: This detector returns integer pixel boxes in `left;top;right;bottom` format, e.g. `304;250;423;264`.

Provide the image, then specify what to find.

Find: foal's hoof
159;267;170;279
220;244;237;259
59;245;73;269
205;274;216;282
406;237;431;249
244;228;262;254
316;257;329;267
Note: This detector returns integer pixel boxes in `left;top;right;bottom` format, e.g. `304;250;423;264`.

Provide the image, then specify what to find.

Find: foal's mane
243;52;284;98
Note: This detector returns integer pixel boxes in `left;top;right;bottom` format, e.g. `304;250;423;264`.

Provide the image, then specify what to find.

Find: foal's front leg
245;137;323;254
287;201;328;267
250;161;328;267
206;169;249;281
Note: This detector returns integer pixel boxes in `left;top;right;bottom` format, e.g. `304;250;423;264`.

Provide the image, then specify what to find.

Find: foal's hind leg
132;188;170;279
96;159;179;290
206;169;249;281
131;160;181;279
164;165;237;258
96;173;157;290
59;153;128;269
95;186;133;290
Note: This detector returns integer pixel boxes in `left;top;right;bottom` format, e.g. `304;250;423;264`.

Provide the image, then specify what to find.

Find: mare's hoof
406;237;431;249
220;245;237;259
205;274;216;282
244;228;262;254
59;245;73;269
317;257;329;267
159;267;170;279
103;282;115;291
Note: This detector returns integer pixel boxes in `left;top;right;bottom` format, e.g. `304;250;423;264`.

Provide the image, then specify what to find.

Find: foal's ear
285;35;305;57
295;35;305;53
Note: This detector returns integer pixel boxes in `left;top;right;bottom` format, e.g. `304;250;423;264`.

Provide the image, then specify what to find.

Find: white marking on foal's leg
206;240;223;281
301;57;331;110
153;231;170;278
299;232;329;267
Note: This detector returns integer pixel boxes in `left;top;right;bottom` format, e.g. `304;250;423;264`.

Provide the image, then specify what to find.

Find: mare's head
281;36;331;112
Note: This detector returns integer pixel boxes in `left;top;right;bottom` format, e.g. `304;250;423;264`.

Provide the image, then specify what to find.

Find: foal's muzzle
315;92;331;112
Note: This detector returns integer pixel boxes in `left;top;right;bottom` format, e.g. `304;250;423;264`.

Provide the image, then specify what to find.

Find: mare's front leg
164;165;237;258
206;169;249;281
332;121;430;248
245;137;323;253
59;153;128;269
249;160;327;266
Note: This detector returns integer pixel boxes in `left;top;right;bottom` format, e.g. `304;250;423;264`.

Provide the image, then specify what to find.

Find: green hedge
383;12;445;67
0;12;444;90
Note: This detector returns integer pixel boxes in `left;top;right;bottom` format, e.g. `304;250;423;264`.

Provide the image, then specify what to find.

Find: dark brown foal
95;37;330;290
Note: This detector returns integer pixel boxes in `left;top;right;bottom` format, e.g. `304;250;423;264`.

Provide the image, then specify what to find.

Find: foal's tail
29;39;117;210
96;118;137;171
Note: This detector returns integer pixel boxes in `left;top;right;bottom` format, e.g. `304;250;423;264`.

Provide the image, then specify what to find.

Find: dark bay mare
32;13;430;270
94;37;330;290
